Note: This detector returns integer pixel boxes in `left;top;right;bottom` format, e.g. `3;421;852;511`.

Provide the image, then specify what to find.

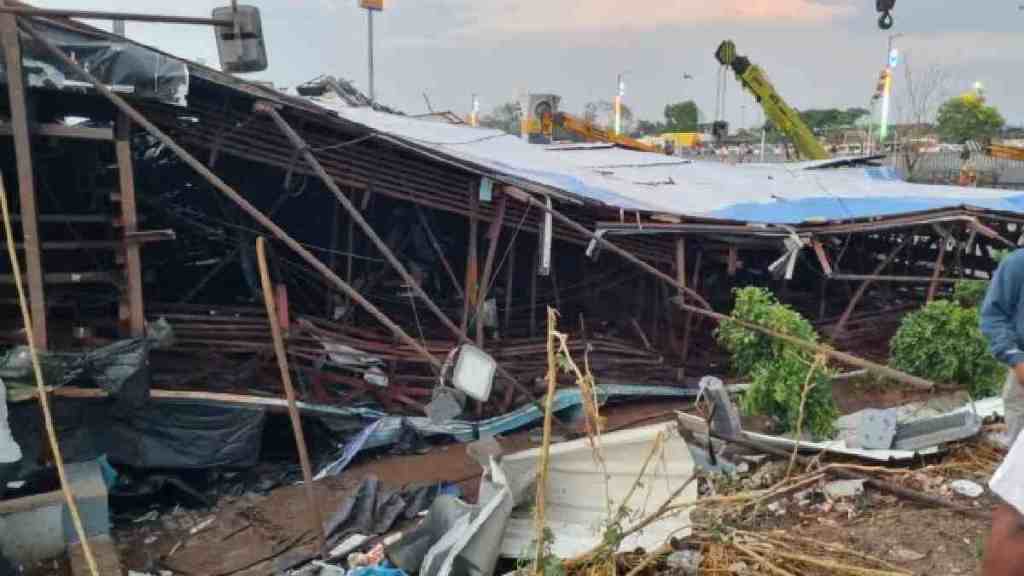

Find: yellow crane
521;94;662;154
714;40;831;161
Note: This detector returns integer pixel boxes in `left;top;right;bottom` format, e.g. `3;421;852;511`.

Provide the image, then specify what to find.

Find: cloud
450;0;856;34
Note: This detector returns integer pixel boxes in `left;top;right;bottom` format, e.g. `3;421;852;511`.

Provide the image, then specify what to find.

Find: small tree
717;287;838;438
936;94;1005;144
663;100;699;132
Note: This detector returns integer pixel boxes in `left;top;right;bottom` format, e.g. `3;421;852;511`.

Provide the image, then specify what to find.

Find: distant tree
896;59;950;180
799;108;870;134
936;94;1005;144
634;119;667;136
663;100;699;132
478;102;522;134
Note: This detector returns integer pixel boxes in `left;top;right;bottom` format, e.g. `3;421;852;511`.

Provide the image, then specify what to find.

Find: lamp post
470;93;479;127
879;32;903;144
614;73;626;135
358;0;384;104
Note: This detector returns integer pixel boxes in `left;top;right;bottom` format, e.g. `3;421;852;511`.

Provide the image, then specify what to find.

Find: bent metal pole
501;186;937;391
17;19;442;374
255;103;564;415
20;18;570;428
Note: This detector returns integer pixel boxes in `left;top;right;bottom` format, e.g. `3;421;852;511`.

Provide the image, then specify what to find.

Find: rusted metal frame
679;249;703;367
177;193;292;304
926;237;948;303
462;181;480;333
529;243;539;337
325;196;341;315
0;122;113;140
141;104;679;263
0;6;232;26
503;237;516;331
20;21;448;375
255;237;326;558
810;238;833;276
152;99;683;263
164;120;677;261
1;10;45;348
475;192;507;344
254;103;569;424
834;236;911;334
414;205;463;299
115;113;145;337
502;188;939;389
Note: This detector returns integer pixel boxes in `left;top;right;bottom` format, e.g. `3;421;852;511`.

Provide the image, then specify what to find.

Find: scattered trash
824;479;866;500
666;549;703;575
348;543;385;568
949;479;984;498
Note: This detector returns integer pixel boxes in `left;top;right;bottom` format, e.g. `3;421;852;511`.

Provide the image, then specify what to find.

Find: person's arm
984;503;1024;576
981;255;1024;380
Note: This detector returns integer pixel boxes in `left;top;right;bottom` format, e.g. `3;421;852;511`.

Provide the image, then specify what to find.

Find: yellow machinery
714;40;830;161
987;143;1024;161
521;93;661;154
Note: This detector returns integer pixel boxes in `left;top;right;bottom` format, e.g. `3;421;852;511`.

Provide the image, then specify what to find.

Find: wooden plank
0;271;120;285
0;9;46;348
475;193;506;344
462;181;479;333
117;113;145;337
0;122;113;141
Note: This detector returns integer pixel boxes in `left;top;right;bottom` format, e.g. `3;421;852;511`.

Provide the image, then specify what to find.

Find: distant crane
714;40;831;160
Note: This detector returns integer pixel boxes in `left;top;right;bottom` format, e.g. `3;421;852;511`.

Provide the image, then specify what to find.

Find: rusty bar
1;8;45;348
828;274;960;284
0;6;230;26
927;238;948;303
116;113;145;337
256;237;326;557
476;193;507;344
253;103;567;426
530;243;538;337
503;236;516;331
834;236;910;334
19;21;446;374
325;197;341;315
680;249;703;366
503;187;936;390
414;205;463;299
462;182;479;333
811;239;832;276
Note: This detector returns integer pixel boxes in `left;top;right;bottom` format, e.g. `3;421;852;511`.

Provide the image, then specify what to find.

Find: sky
36;0;1024;129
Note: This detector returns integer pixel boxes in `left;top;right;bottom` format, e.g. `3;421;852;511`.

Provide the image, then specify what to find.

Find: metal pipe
254;102;571;427
256;237;326;558
503;186;936;391
0;6;230;26
17;19;445;374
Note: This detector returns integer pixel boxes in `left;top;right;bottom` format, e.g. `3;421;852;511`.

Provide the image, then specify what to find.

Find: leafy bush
953;279;989;308
890;299;1002;398
717;287;837;438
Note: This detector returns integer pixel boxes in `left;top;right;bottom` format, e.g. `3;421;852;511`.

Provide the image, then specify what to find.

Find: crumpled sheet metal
499;421;698;559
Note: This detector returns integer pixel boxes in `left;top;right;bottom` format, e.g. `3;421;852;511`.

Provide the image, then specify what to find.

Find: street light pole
367;8;375;104
614;73;625;135
879;32;903;145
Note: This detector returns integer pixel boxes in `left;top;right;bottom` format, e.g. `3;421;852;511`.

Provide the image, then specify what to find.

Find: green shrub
717;287;837;438
890;299;1002;398
953;279;989;308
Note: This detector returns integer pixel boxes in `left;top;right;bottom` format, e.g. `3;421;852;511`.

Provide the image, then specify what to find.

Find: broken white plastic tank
451;344;496;402
0;377;22;464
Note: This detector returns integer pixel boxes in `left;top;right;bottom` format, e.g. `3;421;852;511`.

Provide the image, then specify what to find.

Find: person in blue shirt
981;249;1024;446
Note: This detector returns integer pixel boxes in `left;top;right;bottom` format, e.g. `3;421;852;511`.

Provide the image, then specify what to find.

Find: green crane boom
715;40;831;161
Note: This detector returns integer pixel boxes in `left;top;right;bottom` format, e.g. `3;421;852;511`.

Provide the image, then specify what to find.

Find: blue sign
889;48;900;68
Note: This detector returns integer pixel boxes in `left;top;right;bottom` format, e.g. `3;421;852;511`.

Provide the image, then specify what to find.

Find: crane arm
987;143;1024;162
714;41;831;161
552;112;661;154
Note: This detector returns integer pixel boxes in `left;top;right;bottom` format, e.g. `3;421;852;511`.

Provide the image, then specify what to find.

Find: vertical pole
367;9;374;105
673;238;686;355
326;198;341;315
503;237;516;332
116;113;145;337
462;182;479;333
1;9;46;349
475;193;506;345
256;237;326;557
530;243;538;337
927;238;948;303
112;19;125;36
